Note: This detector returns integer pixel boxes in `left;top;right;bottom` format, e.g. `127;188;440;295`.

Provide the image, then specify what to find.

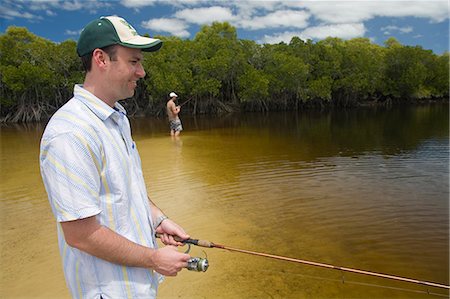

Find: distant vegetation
0;22;448;123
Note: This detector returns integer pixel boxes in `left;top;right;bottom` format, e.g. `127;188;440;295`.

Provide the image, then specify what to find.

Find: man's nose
136;63;146;78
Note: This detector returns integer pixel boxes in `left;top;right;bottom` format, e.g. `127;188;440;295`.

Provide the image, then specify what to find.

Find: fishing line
256;268;449;298
156;234;449;290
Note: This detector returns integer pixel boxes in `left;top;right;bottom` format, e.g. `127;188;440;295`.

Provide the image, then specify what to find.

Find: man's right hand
150;246;190;276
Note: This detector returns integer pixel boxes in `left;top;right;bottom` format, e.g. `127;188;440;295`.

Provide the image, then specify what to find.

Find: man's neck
83;76;116;108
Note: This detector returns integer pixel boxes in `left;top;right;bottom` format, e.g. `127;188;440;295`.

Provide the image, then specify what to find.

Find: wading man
40;16;190;299
166;92;183;136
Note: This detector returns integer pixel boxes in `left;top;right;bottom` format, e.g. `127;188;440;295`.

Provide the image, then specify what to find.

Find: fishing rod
156;234;450;290
178;96;194;107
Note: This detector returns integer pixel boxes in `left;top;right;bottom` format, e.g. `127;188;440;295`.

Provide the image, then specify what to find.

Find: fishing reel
187;257;209;272
184;243;209;272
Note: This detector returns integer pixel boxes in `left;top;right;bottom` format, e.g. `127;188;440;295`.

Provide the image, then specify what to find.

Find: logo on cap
120;19;138;36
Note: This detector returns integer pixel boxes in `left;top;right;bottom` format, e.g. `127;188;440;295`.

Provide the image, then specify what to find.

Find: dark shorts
170;119;183;132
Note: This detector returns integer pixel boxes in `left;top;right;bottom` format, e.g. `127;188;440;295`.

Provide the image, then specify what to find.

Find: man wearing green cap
40;16;190;299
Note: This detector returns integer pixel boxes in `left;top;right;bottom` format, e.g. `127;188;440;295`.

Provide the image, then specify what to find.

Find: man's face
106;46;146;101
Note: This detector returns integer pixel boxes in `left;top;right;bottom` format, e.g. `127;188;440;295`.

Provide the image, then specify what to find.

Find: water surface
1;104;448;298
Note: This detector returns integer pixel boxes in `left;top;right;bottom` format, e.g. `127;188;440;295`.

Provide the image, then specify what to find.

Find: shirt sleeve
40;131;102;222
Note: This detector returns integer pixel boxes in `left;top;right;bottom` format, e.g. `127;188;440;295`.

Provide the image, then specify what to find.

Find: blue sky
1;0;449;54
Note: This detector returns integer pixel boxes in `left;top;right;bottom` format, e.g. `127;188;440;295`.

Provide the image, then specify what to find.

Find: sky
1;0;449;55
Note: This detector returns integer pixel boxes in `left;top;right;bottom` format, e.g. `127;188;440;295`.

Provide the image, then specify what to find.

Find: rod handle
155;233;213;248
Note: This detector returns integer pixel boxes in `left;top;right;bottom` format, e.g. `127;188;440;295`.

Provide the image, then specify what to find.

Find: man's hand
156;218;190;246
150;246;190;276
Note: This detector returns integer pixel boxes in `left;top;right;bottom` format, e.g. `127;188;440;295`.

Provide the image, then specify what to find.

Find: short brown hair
80;44;119;72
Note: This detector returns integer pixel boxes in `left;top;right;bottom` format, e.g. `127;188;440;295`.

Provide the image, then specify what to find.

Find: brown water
1;105;448;299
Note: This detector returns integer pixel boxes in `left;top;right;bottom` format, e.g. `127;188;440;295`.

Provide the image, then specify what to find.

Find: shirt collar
73;84;127;121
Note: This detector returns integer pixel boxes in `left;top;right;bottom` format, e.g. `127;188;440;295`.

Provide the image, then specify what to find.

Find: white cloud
162;0;207;8
120;0;158;8
233;0;284;18
59;1;84;11
302;1;449;24
45;9;56;16
237;9;310;30
142;18;190;38
175;6;235;24
381;25;413;35
302;23;366;39
65;29;82;36
260;31;303;44
0;6;37;20
382;1;449;23
121;0;204;8
261;23;366;44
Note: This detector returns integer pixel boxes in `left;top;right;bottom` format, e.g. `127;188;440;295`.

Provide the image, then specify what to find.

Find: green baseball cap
77;16;162;57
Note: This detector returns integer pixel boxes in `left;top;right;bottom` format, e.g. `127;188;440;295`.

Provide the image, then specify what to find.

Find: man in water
40;16;190;299
167;92;183;136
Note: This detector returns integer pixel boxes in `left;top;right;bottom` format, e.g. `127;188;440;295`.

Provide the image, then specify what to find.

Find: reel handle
155;233;213;248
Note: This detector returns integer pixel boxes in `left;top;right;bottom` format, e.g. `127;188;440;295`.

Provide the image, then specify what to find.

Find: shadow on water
131;103;448;157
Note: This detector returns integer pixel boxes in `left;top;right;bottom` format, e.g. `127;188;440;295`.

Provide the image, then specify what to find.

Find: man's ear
92;49;108;69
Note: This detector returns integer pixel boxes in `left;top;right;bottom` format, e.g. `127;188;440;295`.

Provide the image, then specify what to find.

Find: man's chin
122;91;136;100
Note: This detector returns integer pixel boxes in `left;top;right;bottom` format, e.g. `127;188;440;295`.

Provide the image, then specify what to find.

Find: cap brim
120;36;162;52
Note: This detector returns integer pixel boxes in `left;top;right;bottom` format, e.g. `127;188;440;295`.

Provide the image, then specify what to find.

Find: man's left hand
156;219;190;246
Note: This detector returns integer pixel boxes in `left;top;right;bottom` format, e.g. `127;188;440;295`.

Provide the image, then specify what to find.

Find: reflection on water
1;104;448;298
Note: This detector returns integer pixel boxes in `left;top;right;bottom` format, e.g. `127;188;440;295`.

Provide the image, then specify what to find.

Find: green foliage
0;27;36;67
308;76;333;101
143;36;194;101
0;26;81;121
0;24;448;122
336;38;385;99
192;22;245;104
419;51;449;98
384;45;432;99
238;66;269;102
309;39;343;86
262;45;309;102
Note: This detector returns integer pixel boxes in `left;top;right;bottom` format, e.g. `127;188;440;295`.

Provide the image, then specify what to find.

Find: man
166;92;183;136
40;16;190;299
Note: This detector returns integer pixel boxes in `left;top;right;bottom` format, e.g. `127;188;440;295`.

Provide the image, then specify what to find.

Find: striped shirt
40;85;160;299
